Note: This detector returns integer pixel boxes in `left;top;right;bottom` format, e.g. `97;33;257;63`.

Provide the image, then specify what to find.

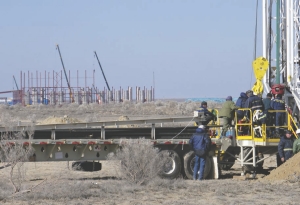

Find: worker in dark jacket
263;93;272;111
271;94;285;133
278;130;294;165
244;90;264;113
189;125;211;180
235;92;248;120
263;93;273;134
197;101;215;125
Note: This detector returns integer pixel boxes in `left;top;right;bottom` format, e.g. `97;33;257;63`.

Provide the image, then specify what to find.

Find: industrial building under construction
5;70;154;106
0;45;154;106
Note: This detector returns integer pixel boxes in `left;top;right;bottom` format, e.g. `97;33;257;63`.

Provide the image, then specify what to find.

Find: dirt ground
0;159;299;205
0;102;300;205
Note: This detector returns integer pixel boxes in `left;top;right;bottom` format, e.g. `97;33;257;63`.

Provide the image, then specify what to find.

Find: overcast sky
0;1;263;99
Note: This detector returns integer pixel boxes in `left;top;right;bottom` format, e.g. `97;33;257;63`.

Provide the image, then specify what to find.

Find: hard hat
285;130;292;134
226;96;232;101
246;90;253;95
296;129;300;134
201;101;207;106
198;125;205;129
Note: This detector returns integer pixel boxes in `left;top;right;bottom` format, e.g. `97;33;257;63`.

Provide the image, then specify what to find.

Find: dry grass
1;172;299;205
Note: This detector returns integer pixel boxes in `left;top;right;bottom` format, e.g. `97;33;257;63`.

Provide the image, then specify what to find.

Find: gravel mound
263;152;300;182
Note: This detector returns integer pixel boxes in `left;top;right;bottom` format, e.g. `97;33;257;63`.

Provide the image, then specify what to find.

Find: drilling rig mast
262;0;300;118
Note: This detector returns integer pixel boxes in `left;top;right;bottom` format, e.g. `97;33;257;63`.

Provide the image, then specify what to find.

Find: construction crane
13;75;19;90
94;51;111;91
56;44;74;103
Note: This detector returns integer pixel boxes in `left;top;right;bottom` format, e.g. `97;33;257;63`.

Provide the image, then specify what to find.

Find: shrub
107;138;169;185
0;131;34;193
0;113;35;194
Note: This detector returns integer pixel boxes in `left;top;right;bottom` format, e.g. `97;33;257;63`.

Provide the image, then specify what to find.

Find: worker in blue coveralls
197;101;215;125
262;93;274;136
244;90;264;113
278;130;294;166
189;125;211;180
235;92;248;120
270;94;285;134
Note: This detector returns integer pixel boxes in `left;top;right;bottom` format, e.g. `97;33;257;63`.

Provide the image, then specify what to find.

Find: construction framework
15;70;154;105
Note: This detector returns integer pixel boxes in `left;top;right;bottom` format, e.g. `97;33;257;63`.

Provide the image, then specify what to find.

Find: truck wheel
159;150;181;179
183;151;213;180
72;161;102;171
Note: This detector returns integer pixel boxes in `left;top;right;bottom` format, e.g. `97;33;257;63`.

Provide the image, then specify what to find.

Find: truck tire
183;151;213;180
72;161;102;171
159;150;181;179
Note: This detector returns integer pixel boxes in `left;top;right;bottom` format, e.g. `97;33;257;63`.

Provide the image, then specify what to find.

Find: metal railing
234;108;298;142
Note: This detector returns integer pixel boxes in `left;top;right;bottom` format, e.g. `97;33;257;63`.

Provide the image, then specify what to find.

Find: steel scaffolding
17;70;154;105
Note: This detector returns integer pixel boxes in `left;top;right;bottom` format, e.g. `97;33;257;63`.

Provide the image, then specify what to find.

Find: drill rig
262;0;300;121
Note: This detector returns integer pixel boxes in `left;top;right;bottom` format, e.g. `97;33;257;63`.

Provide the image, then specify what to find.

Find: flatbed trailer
0;115;223;179
0;108;297;179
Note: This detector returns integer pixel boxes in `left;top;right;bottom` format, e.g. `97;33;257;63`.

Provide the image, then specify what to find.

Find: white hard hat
198;125;205;129
296;129;300;134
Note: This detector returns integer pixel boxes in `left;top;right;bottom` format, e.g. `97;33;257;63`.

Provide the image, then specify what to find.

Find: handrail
235;108;298;142
235;108;253;140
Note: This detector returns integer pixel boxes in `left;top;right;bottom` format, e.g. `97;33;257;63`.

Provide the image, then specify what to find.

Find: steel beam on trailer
0;116;198;132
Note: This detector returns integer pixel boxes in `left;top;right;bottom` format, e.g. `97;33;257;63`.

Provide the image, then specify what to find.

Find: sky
0;0;263;99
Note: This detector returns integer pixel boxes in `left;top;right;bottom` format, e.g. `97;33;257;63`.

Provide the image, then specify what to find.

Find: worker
244;90;264;113
235;92;249;136
235;92;248;120
293;129;300;154
270;94;285;134
278;130;294;165
263;93;273;118
219;96;239;137
197;101;215;125
244;90;264;125
262;93;274;135
189;125;211;180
